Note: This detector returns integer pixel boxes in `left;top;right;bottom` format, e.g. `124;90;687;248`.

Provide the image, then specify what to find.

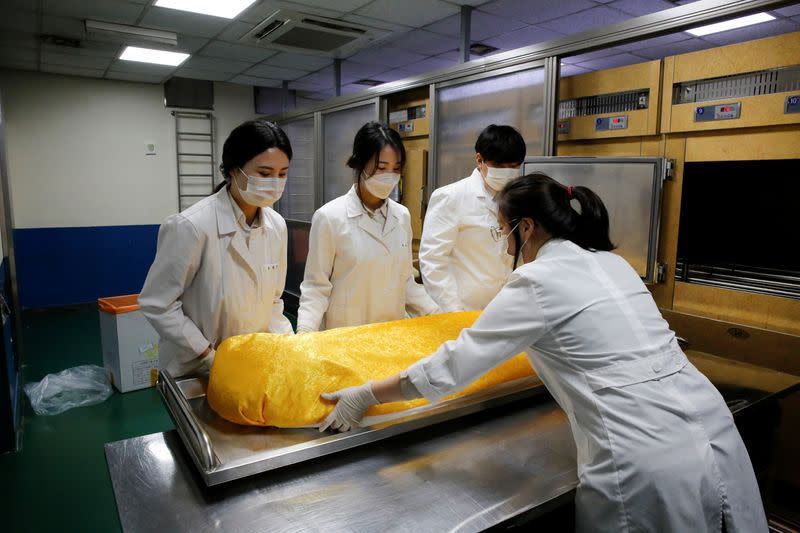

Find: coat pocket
585;350;688;393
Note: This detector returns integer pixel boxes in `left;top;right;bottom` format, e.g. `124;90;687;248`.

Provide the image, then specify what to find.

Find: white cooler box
98;294;160;393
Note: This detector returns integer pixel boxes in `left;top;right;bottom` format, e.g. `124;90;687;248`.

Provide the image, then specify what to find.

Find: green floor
0;305;174;532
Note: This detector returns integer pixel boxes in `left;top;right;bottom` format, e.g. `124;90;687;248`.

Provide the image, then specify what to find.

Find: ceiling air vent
241;9;388;57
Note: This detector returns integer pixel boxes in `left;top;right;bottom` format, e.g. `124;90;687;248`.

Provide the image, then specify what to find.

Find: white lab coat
406;239;767;533
297;186;438;332
419;168;513;312
139;188;293;376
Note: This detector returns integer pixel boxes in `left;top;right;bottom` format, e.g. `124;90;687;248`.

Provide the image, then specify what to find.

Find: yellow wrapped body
207;311;535;427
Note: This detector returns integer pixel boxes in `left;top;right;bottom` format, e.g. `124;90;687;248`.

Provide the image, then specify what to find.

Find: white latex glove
319;383;378;432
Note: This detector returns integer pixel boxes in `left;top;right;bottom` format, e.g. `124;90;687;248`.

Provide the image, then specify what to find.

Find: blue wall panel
13;225;160;309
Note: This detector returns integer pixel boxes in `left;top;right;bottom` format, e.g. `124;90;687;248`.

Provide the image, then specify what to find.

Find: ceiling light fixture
686;12;775;36
85;20;178;47
154;0;258;19
120;46;189;67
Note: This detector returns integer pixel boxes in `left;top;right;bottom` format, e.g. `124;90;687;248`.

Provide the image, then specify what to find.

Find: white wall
0;69;255;229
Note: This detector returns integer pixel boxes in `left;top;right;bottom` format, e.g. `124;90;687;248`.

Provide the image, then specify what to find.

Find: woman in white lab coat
319;173;768;532
296;121;438;332
139;120;294;376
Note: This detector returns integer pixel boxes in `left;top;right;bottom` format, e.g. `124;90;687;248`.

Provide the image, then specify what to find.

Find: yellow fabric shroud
207;311;535;427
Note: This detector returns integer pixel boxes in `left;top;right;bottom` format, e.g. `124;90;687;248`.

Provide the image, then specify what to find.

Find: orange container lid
98;294;141;314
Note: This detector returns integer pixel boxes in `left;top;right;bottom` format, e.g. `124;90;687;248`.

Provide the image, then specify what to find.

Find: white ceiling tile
436;50;461;61
176;36;210;54
201;41;277;62
355;0;460;28
616;32;690;52
295;66;333;85
41;15;86;39
106;70;166;83
425;10;527;41
139;7;232;38
340;83;365;95
237;0;343;25
172;67;232;81
389;29;458;55
42;0;146;25
538;5;631;34
108;59;178;75
41;63;105;78
229;74;283;87
339;13;413;34
631;37;714;59
607;0;677;17
245;63;308;80
182;56;251;74
376;67;416;82
287;0;373;11
0;31;40;50
398;54;456;74
482;25;565;51
347;45;429;68
575;52;645;70
775;4;800;17
288;79;329;91
0;46;38;64
216;21;256;42
480;0;596;24
40;50;113;69
340;60;390;82
699;19;799;46
562;45;627;64
560;63;592;76
266;52;332;71
0;9;38;34
42;40;121;59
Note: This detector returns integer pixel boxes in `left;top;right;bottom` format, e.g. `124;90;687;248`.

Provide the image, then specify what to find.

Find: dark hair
215;120;292;192
498;172;615;266
347;121;405;205
474;124;526;165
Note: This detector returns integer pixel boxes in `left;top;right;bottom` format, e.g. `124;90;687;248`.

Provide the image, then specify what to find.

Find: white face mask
483;165;521;192
363;172;401;200
236;169;285;207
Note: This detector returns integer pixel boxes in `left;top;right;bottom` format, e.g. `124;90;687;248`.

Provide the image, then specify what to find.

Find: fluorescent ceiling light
686;12;775;36
120;46;189;66
86;20;178;47
154;0;257;19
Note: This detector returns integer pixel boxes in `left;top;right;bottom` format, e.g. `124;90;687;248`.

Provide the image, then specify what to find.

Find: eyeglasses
490;220;519;242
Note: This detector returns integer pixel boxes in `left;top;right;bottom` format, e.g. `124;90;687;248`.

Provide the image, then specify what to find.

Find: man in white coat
320;174;768;533
419;124;526;312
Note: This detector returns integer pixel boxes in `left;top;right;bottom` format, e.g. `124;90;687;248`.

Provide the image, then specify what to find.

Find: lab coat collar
216;186;273;236
345;186;400;250
535;238;566;260
214;187;260;281
468;168;490;199
467;168;498;215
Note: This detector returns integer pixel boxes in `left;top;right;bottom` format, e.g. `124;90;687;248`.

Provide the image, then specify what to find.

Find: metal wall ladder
173;111;216;212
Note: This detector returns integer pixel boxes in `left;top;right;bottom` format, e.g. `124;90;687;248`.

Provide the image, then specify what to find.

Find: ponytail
498;172;615;253
569;185;614;251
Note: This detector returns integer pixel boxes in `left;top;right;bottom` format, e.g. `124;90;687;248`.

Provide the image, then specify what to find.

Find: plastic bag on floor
23;365;113;416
